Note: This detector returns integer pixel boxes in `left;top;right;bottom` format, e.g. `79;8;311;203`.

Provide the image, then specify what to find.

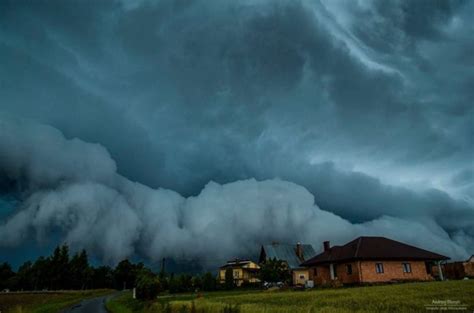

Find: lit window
233;271;240;278
402;263;412;273
375;263;384;274
346;264;352;275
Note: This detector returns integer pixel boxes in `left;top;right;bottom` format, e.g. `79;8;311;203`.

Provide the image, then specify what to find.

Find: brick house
300;236;449;285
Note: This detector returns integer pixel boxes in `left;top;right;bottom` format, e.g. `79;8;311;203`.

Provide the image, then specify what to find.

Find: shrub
259;258;290;284
202;272;217;291
224;268;235;290
135;271;161;300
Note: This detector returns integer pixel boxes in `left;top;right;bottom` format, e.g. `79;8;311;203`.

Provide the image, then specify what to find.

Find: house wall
245;262;259;269
293;269;310;285
309;265;331;285
336;262;361;284
433;261;474;279
359;260;432;283
309;262;361;285
308;260;433;285
464;262;474;277
219;268;244;282
218;264;260;286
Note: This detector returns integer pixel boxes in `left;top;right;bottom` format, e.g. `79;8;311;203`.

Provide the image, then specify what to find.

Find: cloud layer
0;0;473;265
0;116;471;265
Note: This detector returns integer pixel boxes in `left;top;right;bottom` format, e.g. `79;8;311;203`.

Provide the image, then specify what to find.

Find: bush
135;271;161;300
259;258;290;284
224;268;235;290
202;272;217;291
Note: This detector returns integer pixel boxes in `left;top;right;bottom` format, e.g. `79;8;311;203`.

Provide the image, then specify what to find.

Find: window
299;274;305;279
313;268;318;276
402;263;412;273
346;264;352;275
333;265;338;278
375;263;384;274
233;270;240;278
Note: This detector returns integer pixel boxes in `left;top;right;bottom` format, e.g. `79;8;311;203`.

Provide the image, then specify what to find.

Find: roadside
0;289;114;313
61;292;120;313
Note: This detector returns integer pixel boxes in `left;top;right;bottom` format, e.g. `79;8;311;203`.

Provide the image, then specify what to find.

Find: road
61;293;117;313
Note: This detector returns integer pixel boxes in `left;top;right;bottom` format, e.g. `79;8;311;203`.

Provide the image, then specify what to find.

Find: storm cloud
0;0;473;266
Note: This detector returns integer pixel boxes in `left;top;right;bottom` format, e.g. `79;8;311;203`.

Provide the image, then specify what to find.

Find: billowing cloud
0;116;471;266
0;0;473;266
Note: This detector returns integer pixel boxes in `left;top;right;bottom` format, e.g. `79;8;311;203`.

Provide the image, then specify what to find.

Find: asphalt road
61;293;116;313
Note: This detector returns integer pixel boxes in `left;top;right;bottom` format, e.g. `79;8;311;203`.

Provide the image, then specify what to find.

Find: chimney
323;241;330;252
296;242;303;260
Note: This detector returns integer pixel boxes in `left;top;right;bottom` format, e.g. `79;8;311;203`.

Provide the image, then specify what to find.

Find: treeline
0;244;217;298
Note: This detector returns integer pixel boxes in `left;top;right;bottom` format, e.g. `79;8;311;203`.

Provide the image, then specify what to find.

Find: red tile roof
301;236;449;266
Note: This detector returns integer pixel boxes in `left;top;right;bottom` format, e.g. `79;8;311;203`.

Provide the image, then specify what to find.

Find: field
107;280;474;313
0;289;113;313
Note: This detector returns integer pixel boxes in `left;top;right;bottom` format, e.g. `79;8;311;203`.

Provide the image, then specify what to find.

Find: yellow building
219;259;260;287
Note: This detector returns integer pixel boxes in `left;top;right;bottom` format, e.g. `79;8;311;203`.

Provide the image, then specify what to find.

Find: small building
259;242;316;286
300;236;449;285
218;259;260;287
432;255;474;280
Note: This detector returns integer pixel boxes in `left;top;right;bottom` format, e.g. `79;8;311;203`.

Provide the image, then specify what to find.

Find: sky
0;0;473;269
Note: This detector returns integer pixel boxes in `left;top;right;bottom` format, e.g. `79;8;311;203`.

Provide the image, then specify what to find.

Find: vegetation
224;269;235;290
2;245;220;298
106;280;474;313
258;258;290;284
0;245;149;291
136;270;162;300
0;289;112;313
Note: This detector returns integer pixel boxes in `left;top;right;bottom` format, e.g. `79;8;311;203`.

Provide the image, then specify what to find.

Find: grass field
107;280;474;313
0;289;114;313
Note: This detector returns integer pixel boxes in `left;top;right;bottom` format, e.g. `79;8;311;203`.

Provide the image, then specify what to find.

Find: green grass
106;292;147;313
107;280;474;313
0;289;114;313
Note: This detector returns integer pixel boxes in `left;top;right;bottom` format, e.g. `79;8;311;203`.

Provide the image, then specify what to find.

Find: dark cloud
0;0;472;265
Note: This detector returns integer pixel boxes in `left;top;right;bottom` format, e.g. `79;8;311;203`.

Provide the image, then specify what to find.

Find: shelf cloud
0;116;471;265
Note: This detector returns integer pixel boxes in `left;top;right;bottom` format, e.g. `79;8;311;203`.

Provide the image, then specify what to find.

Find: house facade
300;237;449;285
432;255;474;280
259;242;316;286
218;259;260;287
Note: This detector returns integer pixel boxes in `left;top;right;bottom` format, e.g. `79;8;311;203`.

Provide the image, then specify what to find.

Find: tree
178;274;192;292
49;244;70;290
92;266;114;289
168;273;194;294
224;268;235;290
31;256;50;290
70;249;91;289
15;261;33;290
259;258;290;284
202;272;216;291
0;262;15;290
191;275;202;291
114;259;144;290
168;274;179;294
114;259;133;290
135;269;161;300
